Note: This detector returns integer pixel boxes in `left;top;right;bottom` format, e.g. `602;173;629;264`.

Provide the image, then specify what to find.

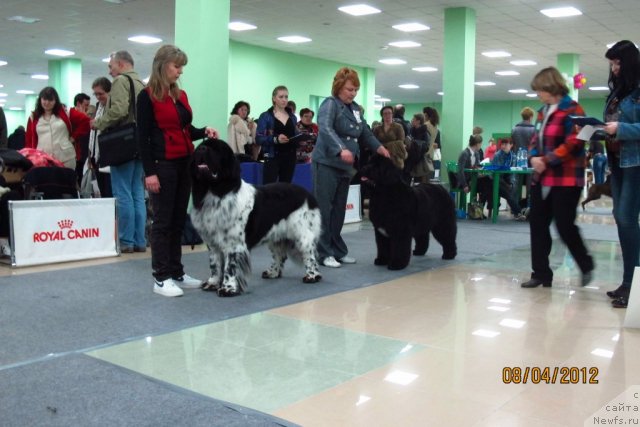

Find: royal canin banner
344;184;361;224
9;199;117;267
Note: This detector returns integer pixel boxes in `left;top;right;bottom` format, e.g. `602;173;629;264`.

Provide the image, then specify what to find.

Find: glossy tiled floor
6;196;636;426
82;199;639;427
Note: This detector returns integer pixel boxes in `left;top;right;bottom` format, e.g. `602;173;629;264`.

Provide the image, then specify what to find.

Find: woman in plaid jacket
521;67;594;289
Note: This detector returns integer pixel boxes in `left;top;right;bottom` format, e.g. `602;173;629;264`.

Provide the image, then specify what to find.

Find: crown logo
57;219;74;229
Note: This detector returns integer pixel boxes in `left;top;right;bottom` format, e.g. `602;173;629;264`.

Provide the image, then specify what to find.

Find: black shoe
521;278;552;288
581;270;593;287
606;285;629;299
612;296;628;309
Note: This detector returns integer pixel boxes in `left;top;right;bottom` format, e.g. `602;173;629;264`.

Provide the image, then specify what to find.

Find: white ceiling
0;0;637;110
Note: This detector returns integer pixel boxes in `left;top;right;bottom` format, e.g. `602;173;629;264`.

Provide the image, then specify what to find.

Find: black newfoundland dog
190;138;322;297
360;155;457;270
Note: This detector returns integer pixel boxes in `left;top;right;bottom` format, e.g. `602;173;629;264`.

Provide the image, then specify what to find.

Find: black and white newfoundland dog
360;154;457;270
190;138;322;297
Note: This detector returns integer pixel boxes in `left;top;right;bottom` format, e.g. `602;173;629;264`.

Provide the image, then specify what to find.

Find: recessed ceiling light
379;58;406;65
0;60;7;67
399;84;419;89
143;76;150;84
437;91;444;96
589;86;609;91
338;4;381;16
482;51;511;58
495;70;520;76
45;49;75;57
7;15;40;24
31;74;49;80
412;66;437;72
228;21;257;31
102;57;111;63
128;35;162;44
540;7;582;18
377;97;391;102
9;107;23;111
509;89;528;94
277;36;312;43
510;60;537;66
526;93;538;97
0;93;7;97
16;90;35;94
392;23;430;32
0;84;4;88
475;81;496;86
389;41;421;48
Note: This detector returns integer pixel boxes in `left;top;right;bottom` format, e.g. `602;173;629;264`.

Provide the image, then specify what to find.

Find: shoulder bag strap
122;74;136;124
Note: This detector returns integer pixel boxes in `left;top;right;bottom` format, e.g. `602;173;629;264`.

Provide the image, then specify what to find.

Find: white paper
576;124;601;141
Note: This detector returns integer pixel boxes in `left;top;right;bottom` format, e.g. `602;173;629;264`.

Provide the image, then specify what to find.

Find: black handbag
98;75;139;167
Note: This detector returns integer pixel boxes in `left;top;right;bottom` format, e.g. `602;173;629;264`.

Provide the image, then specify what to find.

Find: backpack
182;215;203;249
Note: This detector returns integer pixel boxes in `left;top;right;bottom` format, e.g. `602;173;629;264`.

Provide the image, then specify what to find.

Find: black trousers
149;158;191;281
529;185;593;282
263;150;296;184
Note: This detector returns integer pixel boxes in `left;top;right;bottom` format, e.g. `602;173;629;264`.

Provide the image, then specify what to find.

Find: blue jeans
592;154;607;184
610;162;640;288
110;159;146;248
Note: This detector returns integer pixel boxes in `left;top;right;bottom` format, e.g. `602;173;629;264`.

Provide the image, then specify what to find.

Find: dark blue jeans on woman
592;153;607;184
610;162;640;289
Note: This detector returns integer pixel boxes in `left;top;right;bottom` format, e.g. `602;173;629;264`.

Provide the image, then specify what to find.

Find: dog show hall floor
2;198;636;427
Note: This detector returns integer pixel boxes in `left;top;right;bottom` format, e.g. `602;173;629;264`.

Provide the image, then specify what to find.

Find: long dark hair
34;86;63;119
423;106;440;126
230;100;250;116
605;40;640;99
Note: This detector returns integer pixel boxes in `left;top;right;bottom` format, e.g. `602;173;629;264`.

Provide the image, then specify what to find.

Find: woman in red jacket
25;86;89;169
137;45;218;298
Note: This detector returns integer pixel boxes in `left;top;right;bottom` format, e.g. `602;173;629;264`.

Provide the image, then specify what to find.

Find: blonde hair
331;67;360;97
530;66;569;97
521;107;535;120
148;45;188;101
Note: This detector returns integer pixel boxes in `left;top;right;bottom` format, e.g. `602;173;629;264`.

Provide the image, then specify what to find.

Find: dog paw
374;258;388;266
412;250;426;256
201;281;220;292
442;252;456;260
261;269;282;279
303;274;322;283
217;288;242;297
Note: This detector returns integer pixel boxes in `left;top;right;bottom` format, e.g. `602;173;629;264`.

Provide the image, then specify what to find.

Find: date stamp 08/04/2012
502;366;599;384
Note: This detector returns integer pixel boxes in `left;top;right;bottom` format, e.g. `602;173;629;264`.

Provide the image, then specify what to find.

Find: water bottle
518;147;527;168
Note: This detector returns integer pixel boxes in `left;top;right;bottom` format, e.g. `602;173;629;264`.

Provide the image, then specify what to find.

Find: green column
175;0;229;139
442;7;476;183
557;53;580;101
360;67;376;123
24;94;37;117
48;59;82;107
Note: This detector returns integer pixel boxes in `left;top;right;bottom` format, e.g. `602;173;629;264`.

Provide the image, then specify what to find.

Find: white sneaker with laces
339;256;356;264
322;256;341;268
174;274;203;289
154;278;184;297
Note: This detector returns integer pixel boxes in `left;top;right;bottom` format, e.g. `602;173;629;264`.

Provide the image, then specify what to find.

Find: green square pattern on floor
87;312;423;413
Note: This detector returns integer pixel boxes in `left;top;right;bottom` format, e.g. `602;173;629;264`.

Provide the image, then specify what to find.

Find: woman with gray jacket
313;67;389;268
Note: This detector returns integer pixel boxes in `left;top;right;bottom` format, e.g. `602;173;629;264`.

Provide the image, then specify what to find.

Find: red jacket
25;107;90;160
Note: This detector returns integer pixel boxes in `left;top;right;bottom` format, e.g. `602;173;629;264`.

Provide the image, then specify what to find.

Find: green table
464;167;534;223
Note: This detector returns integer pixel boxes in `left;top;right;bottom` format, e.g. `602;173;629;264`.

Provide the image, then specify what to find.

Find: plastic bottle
517;147;527;168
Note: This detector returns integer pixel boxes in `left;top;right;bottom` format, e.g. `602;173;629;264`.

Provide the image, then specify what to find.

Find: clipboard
286;133;312;144
569;115;605;127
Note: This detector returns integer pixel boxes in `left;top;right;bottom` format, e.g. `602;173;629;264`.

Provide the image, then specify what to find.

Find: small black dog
360;155;457;270
582;175;612;210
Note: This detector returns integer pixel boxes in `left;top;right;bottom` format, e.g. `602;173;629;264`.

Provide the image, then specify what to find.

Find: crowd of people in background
1;39;637;309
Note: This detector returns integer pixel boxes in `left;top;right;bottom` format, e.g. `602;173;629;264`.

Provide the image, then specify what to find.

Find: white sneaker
174;274;203;289
339;256;356;264
154;278;184;297
322;256;341;268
